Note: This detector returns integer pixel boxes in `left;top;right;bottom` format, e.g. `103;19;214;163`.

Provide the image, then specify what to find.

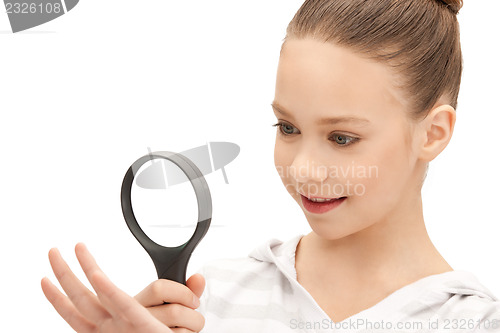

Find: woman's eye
330;134;359;146
281;124;296;135
272;122;299;136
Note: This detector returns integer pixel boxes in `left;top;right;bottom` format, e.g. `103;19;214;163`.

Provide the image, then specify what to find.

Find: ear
418;104;456;162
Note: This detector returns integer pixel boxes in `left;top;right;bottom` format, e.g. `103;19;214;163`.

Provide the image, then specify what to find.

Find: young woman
41;0;500;332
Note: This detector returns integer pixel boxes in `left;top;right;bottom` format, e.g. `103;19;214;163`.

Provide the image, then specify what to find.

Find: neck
297;192;453;285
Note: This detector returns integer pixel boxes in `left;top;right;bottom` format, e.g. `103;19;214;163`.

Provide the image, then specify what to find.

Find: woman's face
273;38;425;240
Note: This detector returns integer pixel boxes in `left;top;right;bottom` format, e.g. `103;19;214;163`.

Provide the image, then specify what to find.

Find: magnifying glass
120;151;212;285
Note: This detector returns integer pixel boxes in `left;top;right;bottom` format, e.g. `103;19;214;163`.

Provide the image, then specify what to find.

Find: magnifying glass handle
149;248;189;284
147;246;190;305
146;218;211;285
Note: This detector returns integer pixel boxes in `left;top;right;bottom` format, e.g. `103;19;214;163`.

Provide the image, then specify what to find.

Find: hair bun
437;0;463;14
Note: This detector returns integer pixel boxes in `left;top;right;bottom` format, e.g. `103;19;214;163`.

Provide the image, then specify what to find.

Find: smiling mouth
299;192;347;201
299;194;348;213
307;196;346;202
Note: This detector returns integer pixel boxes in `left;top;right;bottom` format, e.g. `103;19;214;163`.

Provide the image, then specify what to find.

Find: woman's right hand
134;274;206;332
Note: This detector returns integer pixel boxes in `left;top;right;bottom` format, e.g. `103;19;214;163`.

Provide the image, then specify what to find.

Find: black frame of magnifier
120;151;212;285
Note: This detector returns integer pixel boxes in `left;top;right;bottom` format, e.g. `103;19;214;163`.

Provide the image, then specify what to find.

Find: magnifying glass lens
130;157;198;247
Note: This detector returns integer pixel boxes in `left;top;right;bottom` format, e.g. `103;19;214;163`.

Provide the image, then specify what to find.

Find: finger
73;242;119;316
41;277;97;333
186;274;205;299
91;270;172;331
148;304;205;332
48;247;109;324
135;279;200;309
74;243;105;287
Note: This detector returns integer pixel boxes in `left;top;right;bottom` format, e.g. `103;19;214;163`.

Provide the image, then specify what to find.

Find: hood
248;235;499;303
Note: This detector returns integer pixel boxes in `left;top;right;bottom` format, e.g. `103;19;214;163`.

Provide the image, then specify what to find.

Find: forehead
275;38;407;120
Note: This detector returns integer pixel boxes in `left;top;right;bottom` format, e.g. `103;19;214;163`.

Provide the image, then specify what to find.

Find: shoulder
194;237;304;333
199;254;277;276
197;254;292;298
401;270;500;332
195;257;296;333
435;291;500;331
197;235;302;288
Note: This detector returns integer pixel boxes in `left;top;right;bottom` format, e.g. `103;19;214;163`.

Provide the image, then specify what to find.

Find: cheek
274;138;284;170
274;138;292;183
358;133;412;200
335;129;405;194
334;159;380;198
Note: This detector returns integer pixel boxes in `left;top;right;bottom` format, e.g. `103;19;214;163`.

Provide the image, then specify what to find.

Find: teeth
309;197;336;202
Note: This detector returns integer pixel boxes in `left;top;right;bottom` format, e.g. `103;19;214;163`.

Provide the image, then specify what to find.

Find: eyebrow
271;102;371;126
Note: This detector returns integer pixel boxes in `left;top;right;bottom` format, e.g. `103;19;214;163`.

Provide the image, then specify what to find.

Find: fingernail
193;295;200;308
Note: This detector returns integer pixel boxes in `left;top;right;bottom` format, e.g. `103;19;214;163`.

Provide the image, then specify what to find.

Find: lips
300;194;347;214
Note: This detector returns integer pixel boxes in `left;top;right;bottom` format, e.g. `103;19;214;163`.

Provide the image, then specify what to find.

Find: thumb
186;273;205;299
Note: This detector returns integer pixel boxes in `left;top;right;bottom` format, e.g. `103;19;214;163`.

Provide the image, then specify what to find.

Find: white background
0;1;499;331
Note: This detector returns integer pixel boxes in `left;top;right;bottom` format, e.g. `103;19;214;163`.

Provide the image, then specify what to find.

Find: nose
290;151;329;184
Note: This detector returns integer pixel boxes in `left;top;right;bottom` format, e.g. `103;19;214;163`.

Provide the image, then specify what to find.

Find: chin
311;228;355;241
305;216;353;240
306;215;377;241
